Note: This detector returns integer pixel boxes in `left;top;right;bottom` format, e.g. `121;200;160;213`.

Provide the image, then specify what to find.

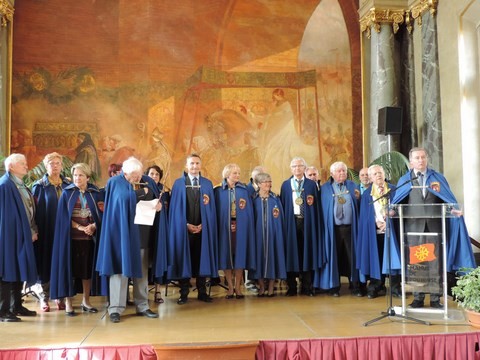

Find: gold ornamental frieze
411;0;438;26
360;8;406;38
360;0;439;37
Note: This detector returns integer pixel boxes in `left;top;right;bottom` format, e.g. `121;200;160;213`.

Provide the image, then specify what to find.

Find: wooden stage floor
1;281;476;350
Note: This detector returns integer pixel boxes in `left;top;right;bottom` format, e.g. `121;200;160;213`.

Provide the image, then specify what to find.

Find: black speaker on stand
378;106;403;152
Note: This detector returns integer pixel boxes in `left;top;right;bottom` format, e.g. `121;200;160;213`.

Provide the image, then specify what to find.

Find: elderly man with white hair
96;156;160;323
315;161;363;297
0;153;38;322
280;157;322;297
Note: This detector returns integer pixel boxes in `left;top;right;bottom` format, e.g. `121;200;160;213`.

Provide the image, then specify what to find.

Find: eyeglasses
290;164;305;168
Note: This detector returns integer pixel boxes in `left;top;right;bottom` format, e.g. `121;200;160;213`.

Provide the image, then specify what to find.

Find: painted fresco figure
75;132;102;180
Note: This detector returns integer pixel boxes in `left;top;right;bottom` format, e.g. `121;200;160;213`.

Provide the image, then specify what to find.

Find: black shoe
13;306;37;317
351;289;365;297
177;296;188;305
65;310;77;317
81;304;98;313
225;294;234;299
235;294;245;299
301;290;314;297
0;311;21;322
109;312;120;323
367;291;378;299
430;301;443;309
136;309;159;318
198;294;213;303
285;289;297;297
329;291;340;297
409;300;424;308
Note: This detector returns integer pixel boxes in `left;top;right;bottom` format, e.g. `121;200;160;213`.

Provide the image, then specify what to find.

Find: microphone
411;171;420;181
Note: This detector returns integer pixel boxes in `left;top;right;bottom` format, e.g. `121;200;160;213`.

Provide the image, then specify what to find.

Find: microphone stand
363;174;430;326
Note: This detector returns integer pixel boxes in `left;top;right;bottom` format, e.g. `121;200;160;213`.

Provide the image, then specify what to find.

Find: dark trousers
333;225;364;292
0;281;22;314
179;277;207;298
179;230;208;298
287;217;312;293
367;233;386;293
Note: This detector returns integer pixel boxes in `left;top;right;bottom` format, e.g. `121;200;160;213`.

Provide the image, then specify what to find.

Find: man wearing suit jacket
392;147;475;308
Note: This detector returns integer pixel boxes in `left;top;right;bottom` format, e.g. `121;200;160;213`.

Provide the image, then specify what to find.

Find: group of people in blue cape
0;146;475;323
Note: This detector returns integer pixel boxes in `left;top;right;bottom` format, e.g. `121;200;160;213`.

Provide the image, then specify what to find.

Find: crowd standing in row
0;147;475;323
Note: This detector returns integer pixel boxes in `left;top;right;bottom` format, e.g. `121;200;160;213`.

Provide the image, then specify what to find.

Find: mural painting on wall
11;65;352;190
9;0;355;188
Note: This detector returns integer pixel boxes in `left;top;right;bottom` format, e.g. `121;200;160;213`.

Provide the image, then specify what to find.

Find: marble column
369;24;401;161
421;10;443;172
400;26;417;154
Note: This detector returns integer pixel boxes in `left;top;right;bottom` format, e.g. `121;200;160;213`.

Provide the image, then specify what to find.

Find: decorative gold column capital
360;8;406;38
411;0;438;26
0;0;14;27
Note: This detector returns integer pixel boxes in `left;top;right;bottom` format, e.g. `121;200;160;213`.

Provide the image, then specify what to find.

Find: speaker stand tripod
363;178;430;327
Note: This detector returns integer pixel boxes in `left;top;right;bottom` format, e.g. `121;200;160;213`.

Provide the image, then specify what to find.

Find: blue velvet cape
95;173;143;278
167;173;218;279
279;177;322;272
50;183;106;298
0;172;37;284
357;183;399;280
314;179;360;289
214;180;255;271
145;176;169;283
251;192;287;280
391;169;475;272
32;174;71;284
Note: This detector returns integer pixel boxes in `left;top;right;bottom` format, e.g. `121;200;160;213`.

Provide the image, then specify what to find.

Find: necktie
335;183;344;220
230;188;236;218
418;173;425;198
296;179;304;217
192;177;199;199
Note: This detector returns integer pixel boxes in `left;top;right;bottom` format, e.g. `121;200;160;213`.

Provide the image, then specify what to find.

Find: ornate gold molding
411;0;438;26
360;1;439;37
360;8;406;38
0;0;14;27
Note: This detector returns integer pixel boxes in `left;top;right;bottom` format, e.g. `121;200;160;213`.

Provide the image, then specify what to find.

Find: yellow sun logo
414;245;430;262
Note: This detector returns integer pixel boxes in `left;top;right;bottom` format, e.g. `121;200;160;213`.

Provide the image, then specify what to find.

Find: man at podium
392;147;475;309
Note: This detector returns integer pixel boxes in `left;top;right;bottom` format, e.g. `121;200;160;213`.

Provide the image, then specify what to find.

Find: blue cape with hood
0;172;38;284
143;176;169;283
167;173;218;279
50;183;106;299
96;173;144;278
251;192;287;280
280;177;323;272
357;183;399;280
391;169;475;272
214;180;256;272
314;178;360;289
32;174;71;284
